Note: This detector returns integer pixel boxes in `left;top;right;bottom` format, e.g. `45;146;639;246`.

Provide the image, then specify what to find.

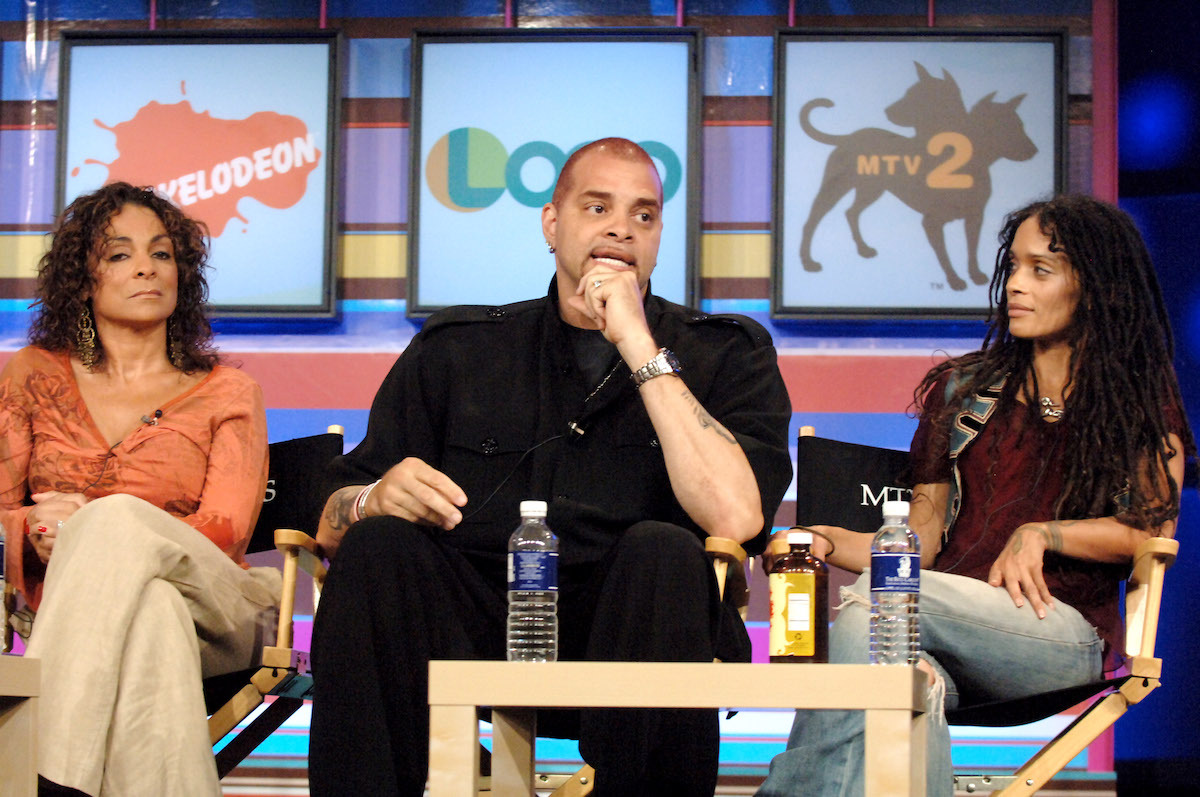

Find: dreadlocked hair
914;194;1194;532
28;182;218;373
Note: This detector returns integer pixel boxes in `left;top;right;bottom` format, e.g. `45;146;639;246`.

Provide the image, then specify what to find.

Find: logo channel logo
427;128;682;212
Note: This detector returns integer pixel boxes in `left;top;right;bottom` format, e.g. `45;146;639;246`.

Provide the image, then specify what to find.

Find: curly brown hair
915;194;1195;532
28;182;218;372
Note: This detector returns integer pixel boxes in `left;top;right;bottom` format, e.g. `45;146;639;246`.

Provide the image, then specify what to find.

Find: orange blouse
0;346;268;606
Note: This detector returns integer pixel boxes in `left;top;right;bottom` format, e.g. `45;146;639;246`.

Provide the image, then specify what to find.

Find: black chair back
249;431;344;555
795;434;911;533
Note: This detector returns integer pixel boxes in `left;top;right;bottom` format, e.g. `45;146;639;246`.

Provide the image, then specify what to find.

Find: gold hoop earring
76;306;98;369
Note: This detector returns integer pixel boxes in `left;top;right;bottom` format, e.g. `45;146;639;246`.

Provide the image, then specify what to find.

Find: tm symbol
931;282;945;290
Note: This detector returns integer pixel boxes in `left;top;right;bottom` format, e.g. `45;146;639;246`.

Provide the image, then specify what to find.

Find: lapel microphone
141;409;163;426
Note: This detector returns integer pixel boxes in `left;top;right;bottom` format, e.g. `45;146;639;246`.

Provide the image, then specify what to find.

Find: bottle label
768;572;816;657
508;550;558;591
870;553;920;593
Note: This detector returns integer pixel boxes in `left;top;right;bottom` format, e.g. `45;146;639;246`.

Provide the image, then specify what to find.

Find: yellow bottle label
769;572;816;657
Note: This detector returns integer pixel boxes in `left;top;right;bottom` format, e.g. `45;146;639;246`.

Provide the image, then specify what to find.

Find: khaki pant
27;494;281;796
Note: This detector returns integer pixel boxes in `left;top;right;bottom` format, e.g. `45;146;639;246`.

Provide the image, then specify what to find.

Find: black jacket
329;280;793;566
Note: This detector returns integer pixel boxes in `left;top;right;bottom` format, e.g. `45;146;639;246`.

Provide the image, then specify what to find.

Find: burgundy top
910;372;1180;663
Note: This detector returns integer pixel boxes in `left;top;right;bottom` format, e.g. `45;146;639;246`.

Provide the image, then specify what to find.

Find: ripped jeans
757;569;1103;797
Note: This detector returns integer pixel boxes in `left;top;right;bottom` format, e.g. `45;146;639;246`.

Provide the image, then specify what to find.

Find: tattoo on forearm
1043;521;1068;552
324;486;359;532
680;389;736;444
1011;521;1068;555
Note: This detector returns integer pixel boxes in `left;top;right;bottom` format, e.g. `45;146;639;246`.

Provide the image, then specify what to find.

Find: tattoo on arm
1009;531;1024;554
1043;521;1068;552
680;389;736;444
324;486;361;533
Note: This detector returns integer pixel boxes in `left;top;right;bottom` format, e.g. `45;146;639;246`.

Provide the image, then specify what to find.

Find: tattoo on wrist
1009;531;1025;553
680;390;736;444
324;487;358;532
1043;521;1065;552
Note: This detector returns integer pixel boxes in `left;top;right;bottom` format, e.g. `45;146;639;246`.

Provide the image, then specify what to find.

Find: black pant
308;519;744;796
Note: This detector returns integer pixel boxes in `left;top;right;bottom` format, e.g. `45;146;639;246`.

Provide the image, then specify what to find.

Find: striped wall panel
0;1;1117;787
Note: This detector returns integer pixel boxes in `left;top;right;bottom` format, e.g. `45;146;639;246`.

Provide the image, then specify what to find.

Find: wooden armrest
705;537;748;616
275;528;324;558
2;583;16;653
273;527;328;649
275;528;328;581
1124;536;1178;660
1130;536;1178;585
704;536;747;566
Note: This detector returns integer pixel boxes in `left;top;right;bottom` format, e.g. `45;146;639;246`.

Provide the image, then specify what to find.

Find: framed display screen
58;30;340;317
409;28;700;316
773;29;1065;319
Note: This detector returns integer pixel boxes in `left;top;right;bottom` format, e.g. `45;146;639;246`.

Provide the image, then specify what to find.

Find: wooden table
0;655;39;797
428;661;927;797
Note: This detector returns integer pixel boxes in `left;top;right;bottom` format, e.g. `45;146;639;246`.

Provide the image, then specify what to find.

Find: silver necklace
585;361;625;403
1039;396;1065;419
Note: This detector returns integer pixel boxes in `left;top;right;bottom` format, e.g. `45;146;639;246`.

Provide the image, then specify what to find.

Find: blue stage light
1120;73;1194;171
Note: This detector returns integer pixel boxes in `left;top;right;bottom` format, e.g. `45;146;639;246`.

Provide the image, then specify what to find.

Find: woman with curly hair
1;182;278;796
759;194;1194;797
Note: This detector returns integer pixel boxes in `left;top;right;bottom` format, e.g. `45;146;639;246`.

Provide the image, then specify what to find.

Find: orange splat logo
77;98;321;237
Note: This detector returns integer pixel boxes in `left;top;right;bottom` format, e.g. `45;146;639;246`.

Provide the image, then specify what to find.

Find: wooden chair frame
207;426;342;778
954;536;1177;796
792;427;1182;795
207;527;328;777
0;428;341;784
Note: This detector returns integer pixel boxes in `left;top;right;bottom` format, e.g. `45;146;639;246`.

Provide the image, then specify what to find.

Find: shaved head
551;138;663;206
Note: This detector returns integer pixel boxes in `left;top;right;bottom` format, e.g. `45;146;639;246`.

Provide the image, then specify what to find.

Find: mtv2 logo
798;63;1037;291
859;483;913;508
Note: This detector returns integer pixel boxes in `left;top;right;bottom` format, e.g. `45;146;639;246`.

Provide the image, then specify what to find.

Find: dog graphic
797;65;1038;291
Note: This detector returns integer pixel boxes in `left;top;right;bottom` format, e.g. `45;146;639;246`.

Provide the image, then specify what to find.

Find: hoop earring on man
76;304;98;370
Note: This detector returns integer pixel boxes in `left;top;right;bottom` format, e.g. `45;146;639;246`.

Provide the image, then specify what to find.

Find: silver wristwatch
630;348;682;388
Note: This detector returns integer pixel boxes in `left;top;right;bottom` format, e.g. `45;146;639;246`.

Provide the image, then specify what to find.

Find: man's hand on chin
572;267;653;356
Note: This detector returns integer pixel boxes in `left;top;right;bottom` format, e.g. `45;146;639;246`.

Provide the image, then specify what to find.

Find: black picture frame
408;28;701;317
57;29;342;318
772;28;1066;319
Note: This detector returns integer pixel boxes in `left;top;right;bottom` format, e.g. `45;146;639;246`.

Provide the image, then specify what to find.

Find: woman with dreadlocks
759;194;1193;797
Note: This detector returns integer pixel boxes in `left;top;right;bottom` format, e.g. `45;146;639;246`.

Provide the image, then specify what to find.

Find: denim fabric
757;569;1103;797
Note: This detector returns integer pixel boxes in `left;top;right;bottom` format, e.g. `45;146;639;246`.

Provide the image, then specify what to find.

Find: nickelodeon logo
156;135;319;207
426;127;682;212
79;98;321;237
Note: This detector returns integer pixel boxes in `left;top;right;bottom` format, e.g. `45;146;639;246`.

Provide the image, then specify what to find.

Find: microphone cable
459;433;565;523
80;409;163;494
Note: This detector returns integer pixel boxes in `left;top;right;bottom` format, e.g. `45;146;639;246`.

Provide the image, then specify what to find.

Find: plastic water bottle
870;500;920;665
506;500;558;662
